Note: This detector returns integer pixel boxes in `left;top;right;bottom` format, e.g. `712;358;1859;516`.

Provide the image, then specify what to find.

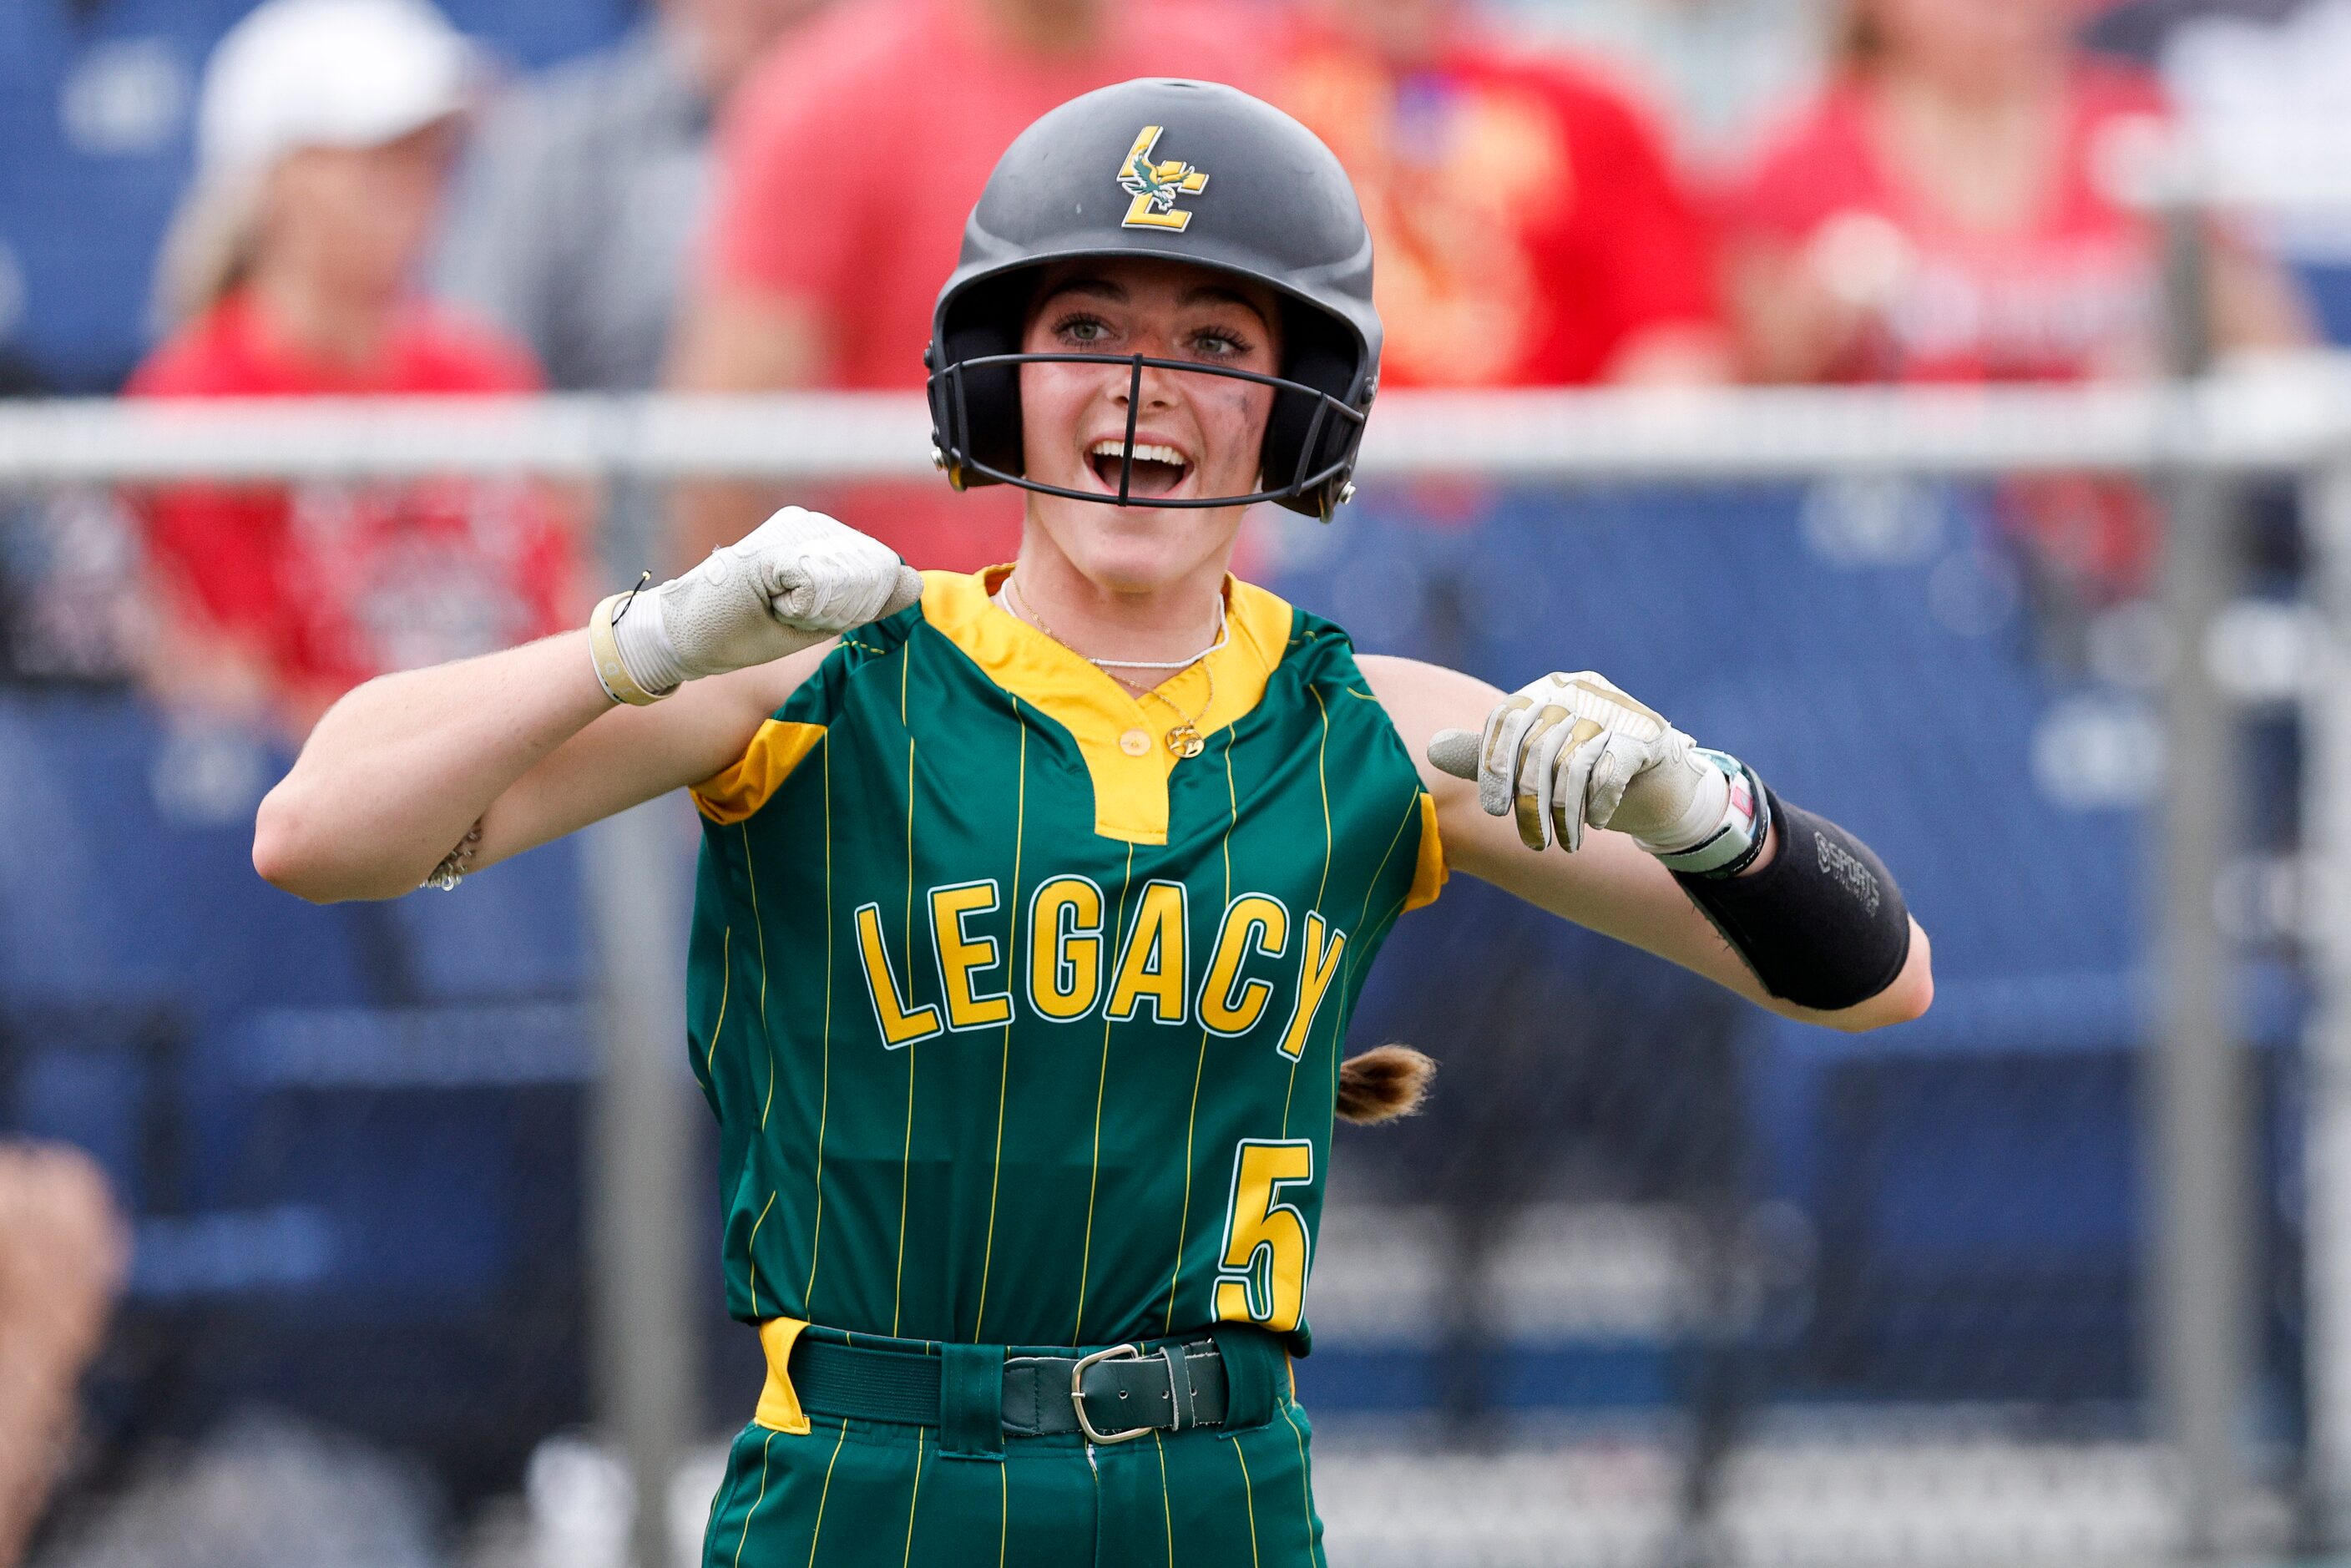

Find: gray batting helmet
925;77;1379;520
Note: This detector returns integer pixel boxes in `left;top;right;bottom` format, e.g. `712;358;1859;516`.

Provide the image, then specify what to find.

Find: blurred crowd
0;0;2338;743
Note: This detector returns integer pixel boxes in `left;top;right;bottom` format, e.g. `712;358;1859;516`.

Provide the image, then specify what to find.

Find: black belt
792;1336;1228;1443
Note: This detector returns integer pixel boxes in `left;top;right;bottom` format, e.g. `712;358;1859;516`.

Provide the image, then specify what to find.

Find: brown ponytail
1334;1044;1435;1125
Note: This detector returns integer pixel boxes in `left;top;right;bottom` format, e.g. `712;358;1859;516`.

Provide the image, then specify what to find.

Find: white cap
195;0;476;175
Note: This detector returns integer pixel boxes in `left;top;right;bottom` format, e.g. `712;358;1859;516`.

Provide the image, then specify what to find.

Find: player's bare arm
1358;652;1933;1033
255;507;919;903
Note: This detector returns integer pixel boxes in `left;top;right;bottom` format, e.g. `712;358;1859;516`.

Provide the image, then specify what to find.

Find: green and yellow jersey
684;566;1443;1355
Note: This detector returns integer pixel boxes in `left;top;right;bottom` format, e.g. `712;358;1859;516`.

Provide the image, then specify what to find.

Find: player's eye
1052;312;1115;346
1189;326;1252;360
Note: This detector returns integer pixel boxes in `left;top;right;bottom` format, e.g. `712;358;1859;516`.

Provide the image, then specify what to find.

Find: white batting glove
1464;670;1730;855
602;508;923;697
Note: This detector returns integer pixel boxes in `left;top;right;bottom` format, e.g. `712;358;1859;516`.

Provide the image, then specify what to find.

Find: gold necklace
1000;575;1221;758
1141;663;1216;759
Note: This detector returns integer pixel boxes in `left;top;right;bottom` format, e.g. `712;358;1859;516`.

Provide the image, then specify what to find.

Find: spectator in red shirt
1719;0;2305;385
129;0;581;740
668;0;1264;569
1718;0;2307;619
1272;0;1731;387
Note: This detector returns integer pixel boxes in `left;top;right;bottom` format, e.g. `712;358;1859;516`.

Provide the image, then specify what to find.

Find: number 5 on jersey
1213;1140;1314;1333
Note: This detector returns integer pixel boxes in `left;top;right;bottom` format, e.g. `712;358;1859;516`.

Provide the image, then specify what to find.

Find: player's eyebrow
1039;275;1273;336
1181;285;1256;311
1047;277;1127;303
1183;284;1274;333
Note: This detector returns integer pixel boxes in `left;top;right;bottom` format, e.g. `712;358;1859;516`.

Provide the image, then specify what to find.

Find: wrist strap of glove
1651;751;1765;878
589;591;673;706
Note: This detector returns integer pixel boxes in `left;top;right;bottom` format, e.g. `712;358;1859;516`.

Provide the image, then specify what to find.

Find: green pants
701;1334;1328;1568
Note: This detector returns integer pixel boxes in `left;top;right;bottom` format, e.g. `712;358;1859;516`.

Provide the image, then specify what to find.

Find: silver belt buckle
1070;1343;1152;1444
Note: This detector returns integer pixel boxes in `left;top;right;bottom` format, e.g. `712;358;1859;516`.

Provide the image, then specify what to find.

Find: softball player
255;78;1932;1568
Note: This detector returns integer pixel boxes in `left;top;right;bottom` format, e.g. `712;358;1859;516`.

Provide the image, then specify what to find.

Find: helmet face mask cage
926;78;1382;522
930;344;1368;517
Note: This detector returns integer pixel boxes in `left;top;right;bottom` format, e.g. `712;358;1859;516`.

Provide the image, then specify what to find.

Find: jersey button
1119;727;1152;757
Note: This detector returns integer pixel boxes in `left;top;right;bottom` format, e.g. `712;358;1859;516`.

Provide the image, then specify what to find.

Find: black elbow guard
1675;787;1911;1012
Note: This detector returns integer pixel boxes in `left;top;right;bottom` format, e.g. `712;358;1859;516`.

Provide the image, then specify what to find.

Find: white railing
2;353;2348;484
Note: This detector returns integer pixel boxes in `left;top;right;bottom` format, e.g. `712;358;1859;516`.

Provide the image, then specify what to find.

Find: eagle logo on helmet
1117;126;1209;230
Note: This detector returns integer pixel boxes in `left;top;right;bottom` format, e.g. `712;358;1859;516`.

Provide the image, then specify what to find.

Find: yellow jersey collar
918;565;1295;844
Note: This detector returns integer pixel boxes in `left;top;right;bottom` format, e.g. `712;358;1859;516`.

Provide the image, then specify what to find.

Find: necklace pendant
1166;725;1205;759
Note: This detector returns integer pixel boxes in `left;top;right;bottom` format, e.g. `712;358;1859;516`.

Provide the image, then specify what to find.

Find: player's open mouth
1087;438;1191;498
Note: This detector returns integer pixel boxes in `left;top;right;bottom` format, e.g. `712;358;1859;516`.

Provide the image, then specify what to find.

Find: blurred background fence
7;364;2351;1567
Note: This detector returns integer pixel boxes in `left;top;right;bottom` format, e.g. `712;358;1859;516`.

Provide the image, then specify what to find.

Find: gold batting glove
591;507;923;704
1471;671;1726;855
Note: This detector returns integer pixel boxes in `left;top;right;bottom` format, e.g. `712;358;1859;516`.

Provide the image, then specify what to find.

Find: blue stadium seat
0;687;598;1474
0;0;635;392
0;690;367;1009
0;689;586;1012
0;686;593;1335
0;0;245;390
1275;479;2141;989
2295;260;2351;347
388;837;588;1003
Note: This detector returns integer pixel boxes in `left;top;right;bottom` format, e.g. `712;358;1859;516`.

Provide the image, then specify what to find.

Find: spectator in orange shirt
667;0;1265;569
1273;0;1732;387
129;0;581;741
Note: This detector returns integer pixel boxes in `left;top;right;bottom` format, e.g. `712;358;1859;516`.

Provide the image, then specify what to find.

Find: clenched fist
605;508;924;698
1431;670;1740;860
